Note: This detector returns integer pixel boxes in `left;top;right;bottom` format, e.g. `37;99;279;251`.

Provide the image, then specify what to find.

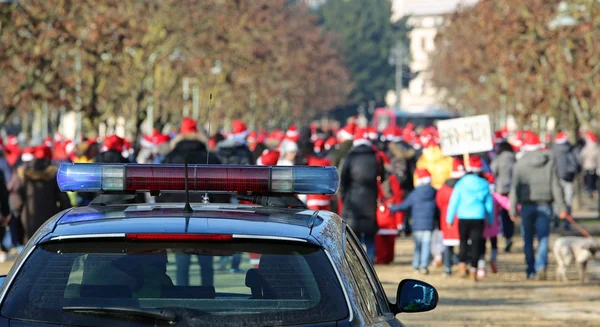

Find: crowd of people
0;116;598;283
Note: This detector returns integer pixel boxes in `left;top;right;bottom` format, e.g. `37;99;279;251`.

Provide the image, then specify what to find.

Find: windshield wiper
63;306;177;323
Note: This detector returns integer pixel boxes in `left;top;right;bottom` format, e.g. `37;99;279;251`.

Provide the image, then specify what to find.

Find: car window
344;239;381;318
1;241;348;326
346;228;391;315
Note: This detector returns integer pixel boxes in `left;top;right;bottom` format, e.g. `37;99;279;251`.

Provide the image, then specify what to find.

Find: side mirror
393;279;438;314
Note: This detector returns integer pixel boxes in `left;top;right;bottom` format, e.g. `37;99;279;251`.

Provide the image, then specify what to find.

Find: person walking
391;168;438;274
551;131;580;231
95;135;130;164
9;146;71;242
339;127;383;263
446;155;494;281
509;131;567;280
490;141;516;252
436;158;465;277
156;117;224;286
579;131;599;200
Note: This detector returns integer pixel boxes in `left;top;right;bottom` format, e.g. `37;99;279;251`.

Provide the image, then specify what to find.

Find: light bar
57;163;339;195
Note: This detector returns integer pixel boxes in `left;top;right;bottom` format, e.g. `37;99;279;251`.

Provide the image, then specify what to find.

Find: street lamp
389;42;409;109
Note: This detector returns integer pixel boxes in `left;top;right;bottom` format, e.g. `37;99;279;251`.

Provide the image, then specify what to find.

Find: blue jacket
390;184;438;231
446;174;494;225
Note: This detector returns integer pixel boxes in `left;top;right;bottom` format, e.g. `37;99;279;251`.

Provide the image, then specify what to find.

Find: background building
392;0;477;112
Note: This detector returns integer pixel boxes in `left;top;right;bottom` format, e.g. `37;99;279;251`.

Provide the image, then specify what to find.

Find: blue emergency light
57;163;339;195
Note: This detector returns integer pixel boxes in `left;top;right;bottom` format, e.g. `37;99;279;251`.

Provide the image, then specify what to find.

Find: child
446;156;493;281
391;169;438;274
477;173;502;279
436;158;465;277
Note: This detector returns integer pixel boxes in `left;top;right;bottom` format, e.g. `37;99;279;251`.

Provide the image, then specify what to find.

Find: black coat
339;144;382;235
95;150;129;164
157;133;229;204
215;139;254;165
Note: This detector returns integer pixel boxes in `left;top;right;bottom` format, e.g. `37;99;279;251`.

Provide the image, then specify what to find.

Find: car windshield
1;240;348;326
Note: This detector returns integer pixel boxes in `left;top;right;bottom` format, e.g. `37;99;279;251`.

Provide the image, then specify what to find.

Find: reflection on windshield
1;241;348;326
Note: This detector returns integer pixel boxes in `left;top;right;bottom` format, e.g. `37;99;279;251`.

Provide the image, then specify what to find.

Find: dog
553;236;598;283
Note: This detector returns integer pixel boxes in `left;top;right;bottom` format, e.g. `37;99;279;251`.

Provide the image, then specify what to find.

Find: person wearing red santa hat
256;149;280;166
331;122;356;169
3;136;21;167
436;158;465;277
550;131;579;231
96;135;129;164
0;138;11;183
306;139;333;211
580;130;599;199
284;125;301;143
9;145;71;243
339;126;382;263
445;155;493;281
390;168;437;274
214;120;254;166
510;131;567;280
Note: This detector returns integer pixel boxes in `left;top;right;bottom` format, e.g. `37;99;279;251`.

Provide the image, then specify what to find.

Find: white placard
436;115;493;156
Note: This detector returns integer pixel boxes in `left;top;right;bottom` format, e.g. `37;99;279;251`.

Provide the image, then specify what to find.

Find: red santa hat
424;139;438;149
43;137;53;147
555;131;568;144
521;131;541;151
324;136;338;151
268;129;285;143
21;146;35;162
493;130;506;144
140;134;154;149
402;128;415;144
6;135;18;147
154;134;171;145
450;158;466;178
467;155;484;172
352;127;371;147
366;127;378;141
231;120;249;140
285;125;300;143
313;138;326;154
337;123;355;141
586;131;598;143
103;135;125;152
247;131;257;143
180;117;198;135
415;168;432;186
34;145;53;160
257;149;280;166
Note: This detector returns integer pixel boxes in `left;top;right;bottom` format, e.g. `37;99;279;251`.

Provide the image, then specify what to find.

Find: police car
0;163;438;326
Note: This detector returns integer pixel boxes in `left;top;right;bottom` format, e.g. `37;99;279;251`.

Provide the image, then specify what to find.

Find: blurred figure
436;158;465;277
9;146;71;242
0;140;11;183
479;173;502;279
331;122;355;168
339;127;383;263
0;161;12;262
510;131;567;280
215;120;253;273
551;131;580;231
385;126;417;195
256;149;280;166
157;117;222;285
96;135;129;164
277;139;298;166
391;169;438;275
415;140;452;190
215;120;254;165
579;131;598;199
306;139;332;211
3;136;21;168
490;141;516;252
446;156;494;282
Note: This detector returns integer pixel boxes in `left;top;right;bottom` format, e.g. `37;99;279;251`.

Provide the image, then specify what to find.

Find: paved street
377;223;600;327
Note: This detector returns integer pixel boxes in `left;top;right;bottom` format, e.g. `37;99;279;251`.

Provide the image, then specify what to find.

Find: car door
343;227;404;327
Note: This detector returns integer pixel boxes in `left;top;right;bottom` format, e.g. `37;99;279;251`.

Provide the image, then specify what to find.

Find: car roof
42;203;343;247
